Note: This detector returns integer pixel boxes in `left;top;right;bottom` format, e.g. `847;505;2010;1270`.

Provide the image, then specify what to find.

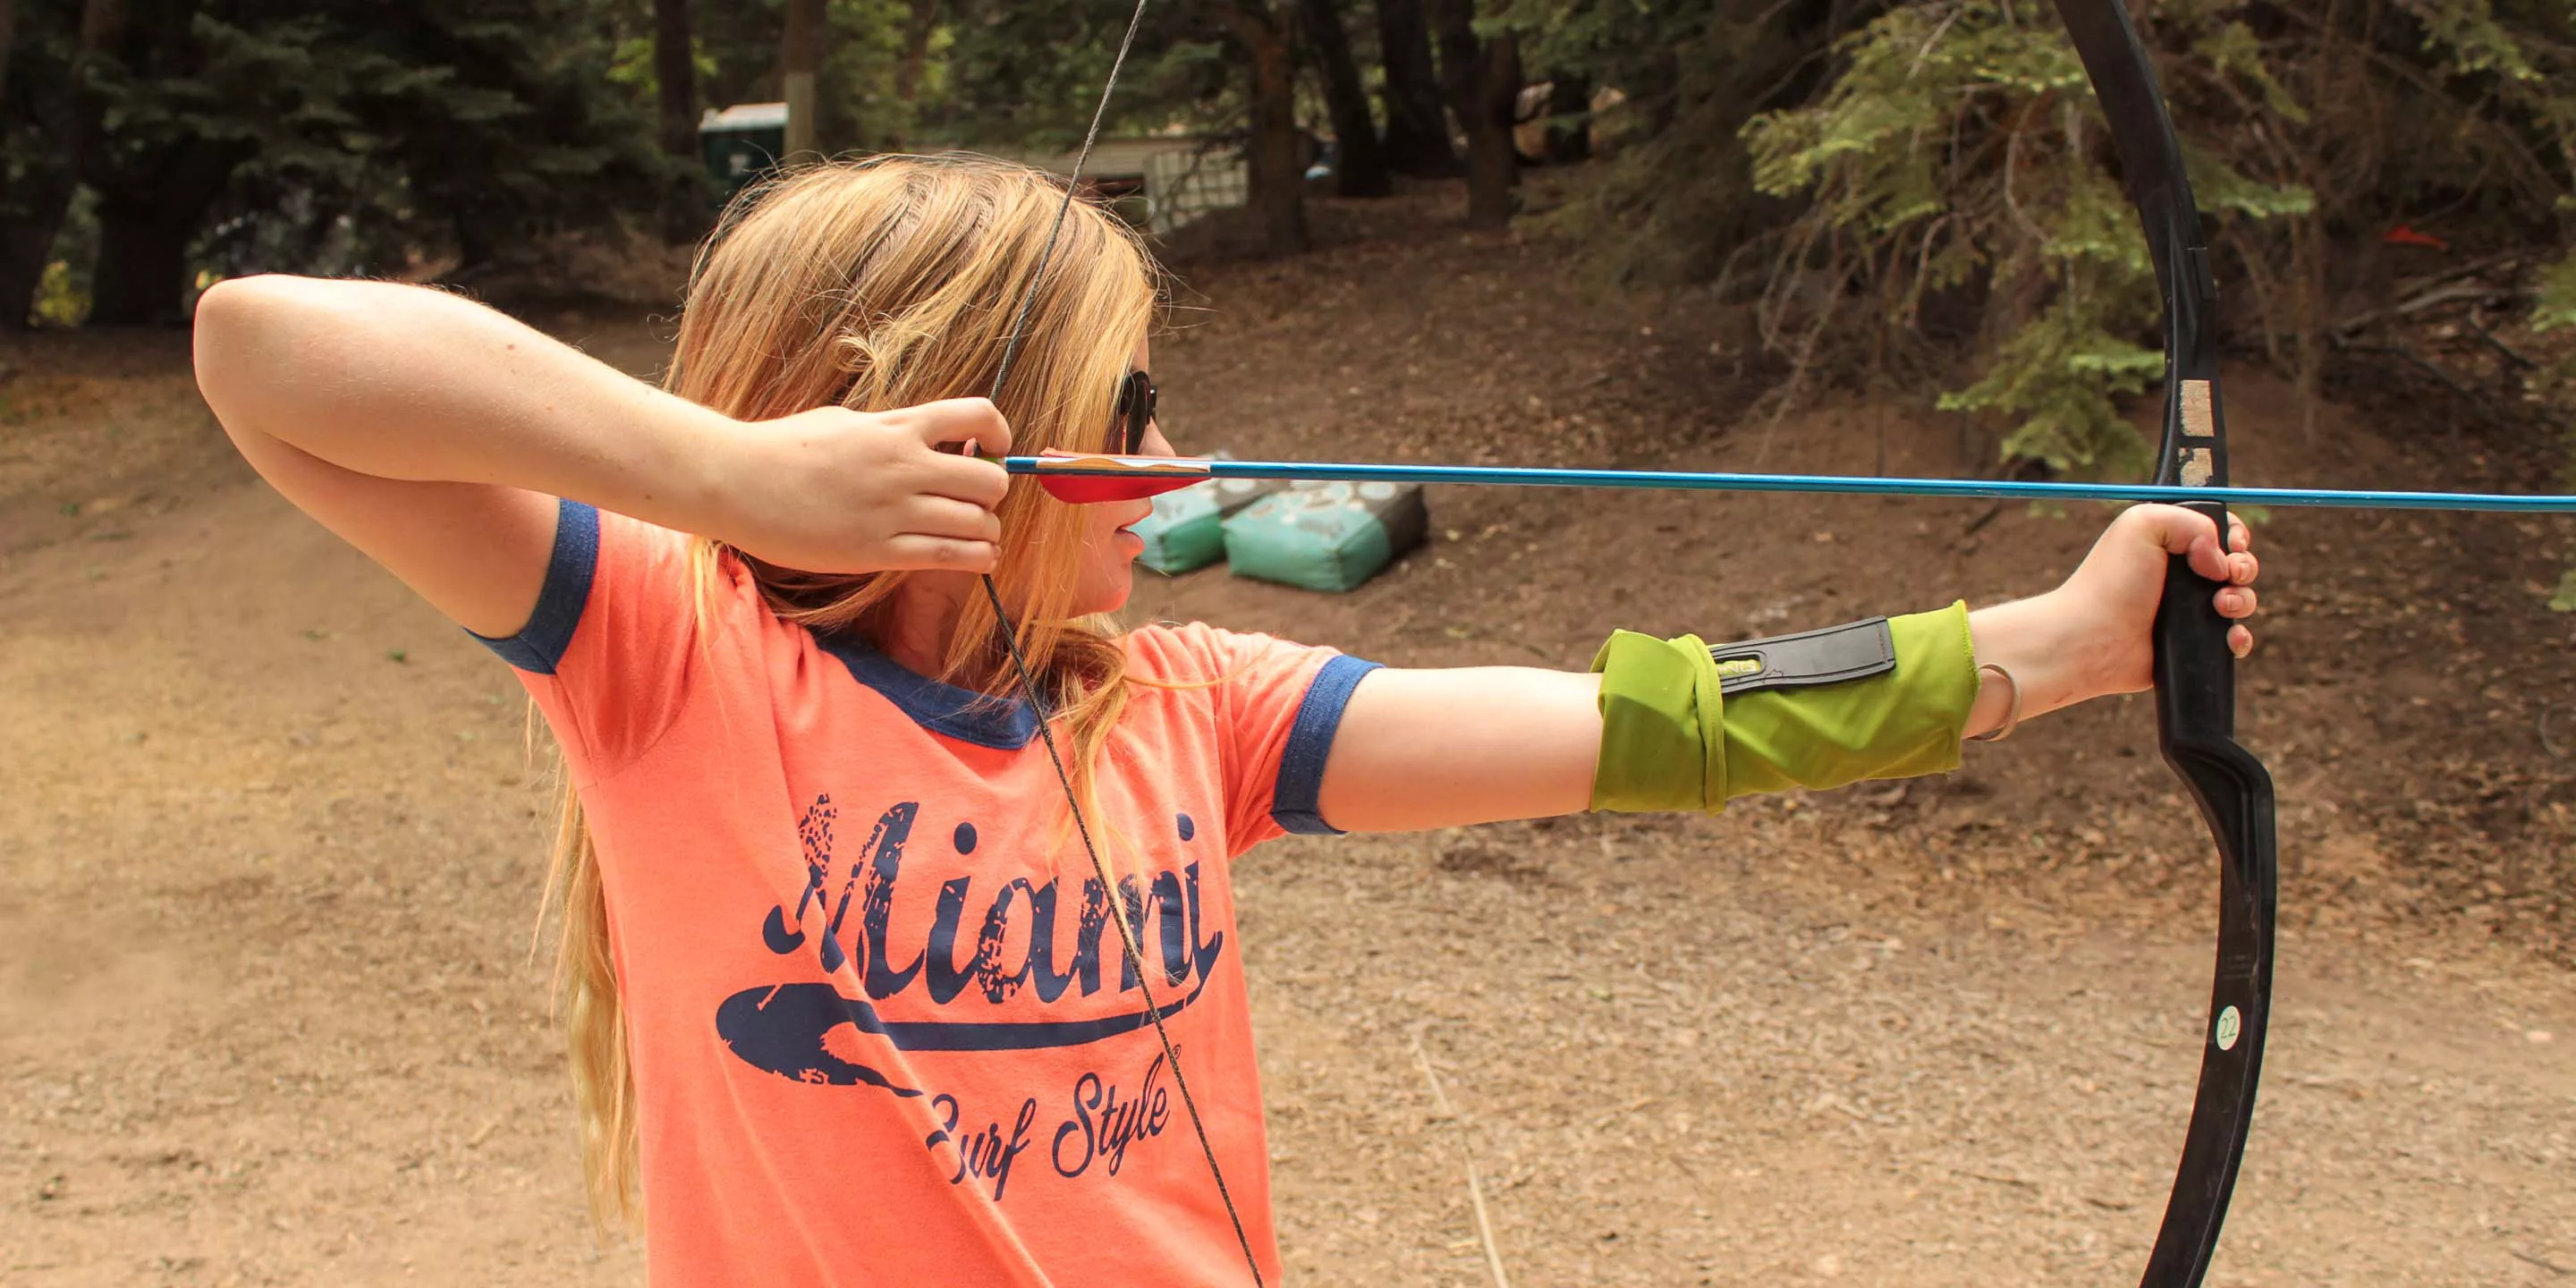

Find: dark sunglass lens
1120;372;1156;454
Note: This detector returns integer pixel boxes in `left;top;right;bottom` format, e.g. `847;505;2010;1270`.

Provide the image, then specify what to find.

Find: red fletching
1026;453;1213;504
1038;473;1203;504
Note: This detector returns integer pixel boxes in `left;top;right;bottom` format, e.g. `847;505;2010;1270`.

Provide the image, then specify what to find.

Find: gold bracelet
1967;663;2023;743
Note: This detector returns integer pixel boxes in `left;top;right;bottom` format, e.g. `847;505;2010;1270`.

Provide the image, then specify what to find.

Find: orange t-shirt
475;502;1376;1286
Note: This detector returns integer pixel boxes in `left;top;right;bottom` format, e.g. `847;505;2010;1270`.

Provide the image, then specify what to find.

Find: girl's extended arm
1314;504;2260;834
193;275;1013;638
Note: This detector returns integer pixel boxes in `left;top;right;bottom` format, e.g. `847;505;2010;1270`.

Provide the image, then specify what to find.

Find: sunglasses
1114;369;1157;455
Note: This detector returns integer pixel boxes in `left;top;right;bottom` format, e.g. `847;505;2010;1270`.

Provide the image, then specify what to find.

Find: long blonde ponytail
540;775;636;1226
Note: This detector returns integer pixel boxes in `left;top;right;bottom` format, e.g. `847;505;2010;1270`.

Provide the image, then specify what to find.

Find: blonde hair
540;154;1163;1228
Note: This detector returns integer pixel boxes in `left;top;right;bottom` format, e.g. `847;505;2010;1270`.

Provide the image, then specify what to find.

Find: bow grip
2150;503;2234;744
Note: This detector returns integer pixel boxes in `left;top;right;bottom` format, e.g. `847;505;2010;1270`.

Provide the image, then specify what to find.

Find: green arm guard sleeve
1589;602;1979;814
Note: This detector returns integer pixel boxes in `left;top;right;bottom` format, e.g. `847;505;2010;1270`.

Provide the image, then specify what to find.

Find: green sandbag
1220;480;1428;593
1133;472;1291;574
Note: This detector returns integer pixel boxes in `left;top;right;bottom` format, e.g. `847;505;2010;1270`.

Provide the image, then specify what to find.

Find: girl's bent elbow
193;274;292;339
192;276;269;362
192;276;304;415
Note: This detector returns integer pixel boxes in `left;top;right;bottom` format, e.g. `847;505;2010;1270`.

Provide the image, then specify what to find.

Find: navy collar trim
811;631;1044;750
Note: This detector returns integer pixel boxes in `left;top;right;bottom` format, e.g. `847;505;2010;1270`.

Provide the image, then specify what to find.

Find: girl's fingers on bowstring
919;449;1013;508
905;397;1015;457
880;532;1002;573
901;496;1004;546
896;398;1013;506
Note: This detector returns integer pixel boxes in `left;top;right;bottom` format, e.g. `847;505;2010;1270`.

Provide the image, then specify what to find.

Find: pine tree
1508;0;2576;478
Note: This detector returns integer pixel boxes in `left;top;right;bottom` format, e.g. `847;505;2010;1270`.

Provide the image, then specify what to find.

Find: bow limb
2045;2;2282;1286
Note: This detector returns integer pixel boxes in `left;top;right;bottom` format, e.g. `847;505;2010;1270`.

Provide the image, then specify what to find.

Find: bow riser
2050;0;2284;1284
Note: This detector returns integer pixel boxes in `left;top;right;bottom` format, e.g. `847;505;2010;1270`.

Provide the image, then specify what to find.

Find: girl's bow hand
2058;504;2261;697
708;398;1016;574
1971;505;2260;724
2073;502;2260;680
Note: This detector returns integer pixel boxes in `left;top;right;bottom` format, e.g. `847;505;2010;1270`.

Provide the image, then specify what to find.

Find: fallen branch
2387;252;2530;303
2512;1247;2574;1277
1411;1029;1512;1288
2463;315;2539;370
2330;283;2523;338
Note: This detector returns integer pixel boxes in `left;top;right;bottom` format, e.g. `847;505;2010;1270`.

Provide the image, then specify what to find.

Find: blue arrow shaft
1004;456;2576;513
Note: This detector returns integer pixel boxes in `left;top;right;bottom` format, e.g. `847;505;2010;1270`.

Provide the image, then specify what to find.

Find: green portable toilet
700;103;789;200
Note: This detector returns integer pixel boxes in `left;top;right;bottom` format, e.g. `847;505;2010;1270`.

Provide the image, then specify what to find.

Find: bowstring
978;1;1267;1283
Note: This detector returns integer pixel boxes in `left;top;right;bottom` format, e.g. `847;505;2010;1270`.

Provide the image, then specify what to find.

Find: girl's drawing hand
714;398;1016;574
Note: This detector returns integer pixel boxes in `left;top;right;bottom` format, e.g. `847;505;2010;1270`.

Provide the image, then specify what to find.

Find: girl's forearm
193;275;735;531
1965;595;2086;737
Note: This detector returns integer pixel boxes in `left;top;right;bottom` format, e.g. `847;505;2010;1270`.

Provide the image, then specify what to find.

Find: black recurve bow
2046;1;2282;1284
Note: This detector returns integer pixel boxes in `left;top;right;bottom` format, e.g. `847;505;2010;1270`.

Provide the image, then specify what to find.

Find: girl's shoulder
1120;620;1376;721
1121;620;1308;685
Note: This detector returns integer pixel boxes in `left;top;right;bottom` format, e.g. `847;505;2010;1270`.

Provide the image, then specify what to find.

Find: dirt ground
4;186;2573;1286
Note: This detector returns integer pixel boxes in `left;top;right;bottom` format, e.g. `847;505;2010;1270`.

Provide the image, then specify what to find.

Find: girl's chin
1072;568;1134;617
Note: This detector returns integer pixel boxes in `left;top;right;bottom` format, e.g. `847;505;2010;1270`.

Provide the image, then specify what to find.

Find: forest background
5;0;2576;487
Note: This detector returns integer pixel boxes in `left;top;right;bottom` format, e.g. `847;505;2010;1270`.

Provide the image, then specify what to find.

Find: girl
191;154;2258;1286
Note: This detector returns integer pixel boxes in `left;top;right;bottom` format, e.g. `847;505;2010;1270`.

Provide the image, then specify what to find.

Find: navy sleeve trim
466;498;599;675
1271;654;1382;836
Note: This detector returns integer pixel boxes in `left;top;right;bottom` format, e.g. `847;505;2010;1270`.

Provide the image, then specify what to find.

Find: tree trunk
1638;47;1680;135
1464;32;1521;227
1431;0;1517;229
653;0;695;157
890;0;938;146
1296;0;1389;198
1541;72;1590;165
1216;3;1309;256
88;201;194;326
653;0;712;236
0;177;76;329
0;0;19;106
86;137;246;326
1247;14;1309;254
1374;0;1458;176
0;0;124;329
780;0;825;157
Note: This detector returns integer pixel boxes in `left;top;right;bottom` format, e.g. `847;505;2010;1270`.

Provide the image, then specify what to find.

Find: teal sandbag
1220;480;1428;593
1134;473;1292;574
